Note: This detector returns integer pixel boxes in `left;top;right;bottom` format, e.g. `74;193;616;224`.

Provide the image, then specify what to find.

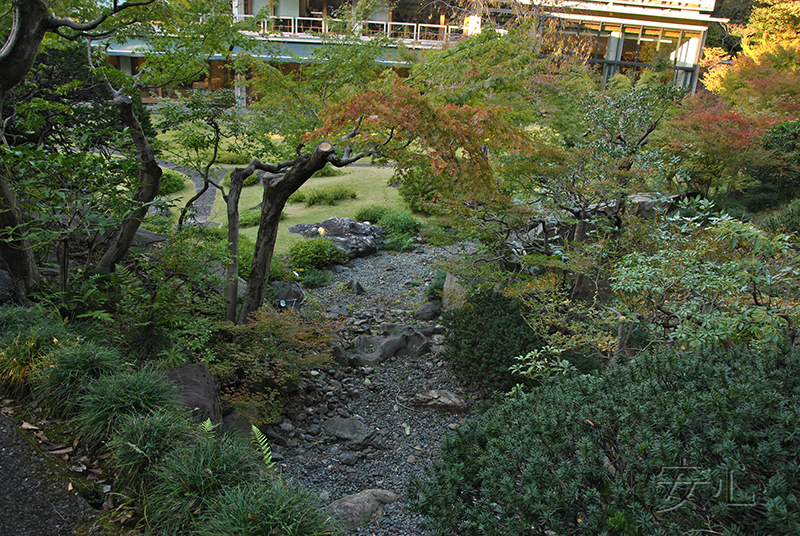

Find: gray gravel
272;243;486;535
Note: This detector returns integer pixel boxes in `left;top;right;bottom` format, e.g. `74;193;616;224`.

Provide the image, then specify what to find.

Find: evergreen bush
158;169;187;196
354;204;388;223
289;238;347;270
442;287;542;392
410;346;800;535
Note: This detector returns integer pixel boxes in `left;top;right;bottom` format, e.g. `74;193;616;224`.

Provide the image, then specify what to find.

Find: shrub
762;199;800;233
289;238;348;270
425;270;447;299
72;369;179;445
299;268;333;289
215;150;252;165
207;308;334;425
238;208;262;228
146;433;264;535
158;169;188;196
195;480;342;536
312;162;345;177
396;164;438;214
0;305;73;397
354;204;388;224
442;287;542;392
409;346;800;536
290;184;357;207
377;208;422;237
108;408;196;495
33;340;123;415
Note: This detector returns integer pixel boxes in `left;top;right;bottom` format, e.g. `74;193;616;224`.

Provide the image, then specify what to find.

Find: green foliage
396;163;439;214
410;346;800;535
299;269;334;289
158;169;188;196
33;340;124;415
146;434;263;535
354;204;388;224
0;305;73;397
207;308;335;425
72;369;179;446
425;270;447;299
377;209;423;251
288;184;357;207
312;162;345;178
195;480;341;536
289;238;348;270
239;235;256;280
269;256;292;283
763;199;800;233
442;287;542;392
251;425;275;470
108;409;196;495
238;209;262;228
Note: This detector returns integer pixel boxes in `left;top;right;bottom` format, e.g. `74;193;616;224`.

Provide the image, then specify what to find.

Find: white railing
235;14;463;45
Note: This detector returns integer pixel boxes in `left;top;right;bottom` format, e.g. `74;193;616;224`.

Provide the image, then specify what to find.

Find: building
108;0;725;95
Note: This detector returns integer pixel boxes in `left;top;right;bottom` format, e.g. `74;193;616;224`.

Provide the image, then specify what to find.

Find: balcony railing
236;14;463;45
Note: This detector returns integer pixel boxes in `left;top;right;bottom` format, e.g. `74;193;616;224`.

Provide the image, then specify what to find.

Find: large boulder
270;281;305;308
326;489;398;528
288;217;386;258
164;362;222;425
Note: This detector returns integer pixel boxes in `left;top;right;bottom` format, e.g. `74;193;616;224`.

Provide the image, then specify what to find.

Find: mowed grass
207;164;405;258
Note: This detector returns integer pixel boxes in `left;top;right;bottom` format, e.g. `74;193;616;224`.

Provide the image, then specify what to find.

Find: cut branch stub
318;141;334;152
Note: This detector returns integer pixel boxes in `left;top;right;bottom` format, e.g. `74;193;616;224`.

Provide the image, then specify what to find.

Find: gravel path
158;160;224;222
271;244;486;535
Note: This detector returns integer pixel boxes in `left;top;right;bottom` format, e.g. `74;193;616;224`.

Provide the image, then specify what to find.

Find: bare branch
47;1;156;33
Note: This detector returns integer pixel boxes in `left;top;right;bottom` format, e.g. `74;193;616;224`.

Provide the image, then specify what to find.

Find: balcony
235;14;464;47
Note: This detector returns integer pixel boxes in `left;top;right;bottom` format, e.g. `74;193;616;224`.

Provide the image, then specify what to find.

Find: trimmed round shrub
442;287;542;392
410;346;800;535
289;238;347;270
158;169;188;196
354;204;388;224
146;434;263;535
377;209;422;237
72;369;179;446
34;340;123;415
195;480;342;536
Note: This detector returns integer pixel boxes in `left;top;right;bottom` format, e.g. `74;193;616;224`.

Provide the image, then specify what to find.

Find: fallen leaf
0;407;13;415
88;468;102;475
34;431;50;442
69;462;86;472
68;482;73;491
72;436;80;448
247;513;257;520
20;421;39;430
49;447;74;456
404;424;411;436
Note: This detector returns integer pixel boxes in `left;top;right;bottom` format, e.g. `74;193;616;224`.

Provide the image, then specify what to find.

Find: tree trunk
98;89;161;271
238;143;335;324
224;169;247;322
0;0;51;96
0;175;39;300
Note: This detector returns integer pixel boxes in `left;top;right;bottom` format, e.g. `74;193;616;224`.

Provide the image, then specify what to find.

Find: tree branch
47;1;156;33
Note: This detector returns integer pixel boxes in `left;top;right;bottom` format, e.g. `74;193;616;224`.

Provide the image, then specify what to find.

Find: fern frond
251;424;275;469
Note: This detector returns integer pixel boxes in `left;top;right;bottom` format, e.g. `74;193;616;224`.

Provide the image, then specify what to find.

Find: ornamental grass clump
33;339;124;415
145;433;263;535
72;369;179;446
410;345;800;535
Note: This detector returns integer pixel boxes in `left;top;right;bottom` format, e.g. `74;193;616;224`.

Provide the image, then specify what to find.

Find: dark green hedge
410;346;800;535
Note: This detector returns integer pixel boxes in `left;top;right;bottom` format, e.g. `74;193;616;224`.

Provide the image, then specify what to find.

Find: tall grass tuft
72;369;179;446
33;340;124;415
145;434;263;535
109;409;197;497
195;480;342;536
0;305;73;398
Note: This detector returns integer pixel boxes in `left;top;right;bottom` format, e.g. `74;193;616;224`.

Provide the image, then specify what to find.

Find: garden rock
271;281;305;308
344;325;430;366
164;362;222;425
0;269;15;305
326;489;398;528
414;300;442;320
322;417;374;450
442;272;467;309
288;217;386;258
409;389;469;413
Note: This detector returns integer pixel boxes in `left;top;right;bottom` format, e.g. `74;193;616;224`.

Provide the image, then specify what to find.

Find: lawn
206;164;405;258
